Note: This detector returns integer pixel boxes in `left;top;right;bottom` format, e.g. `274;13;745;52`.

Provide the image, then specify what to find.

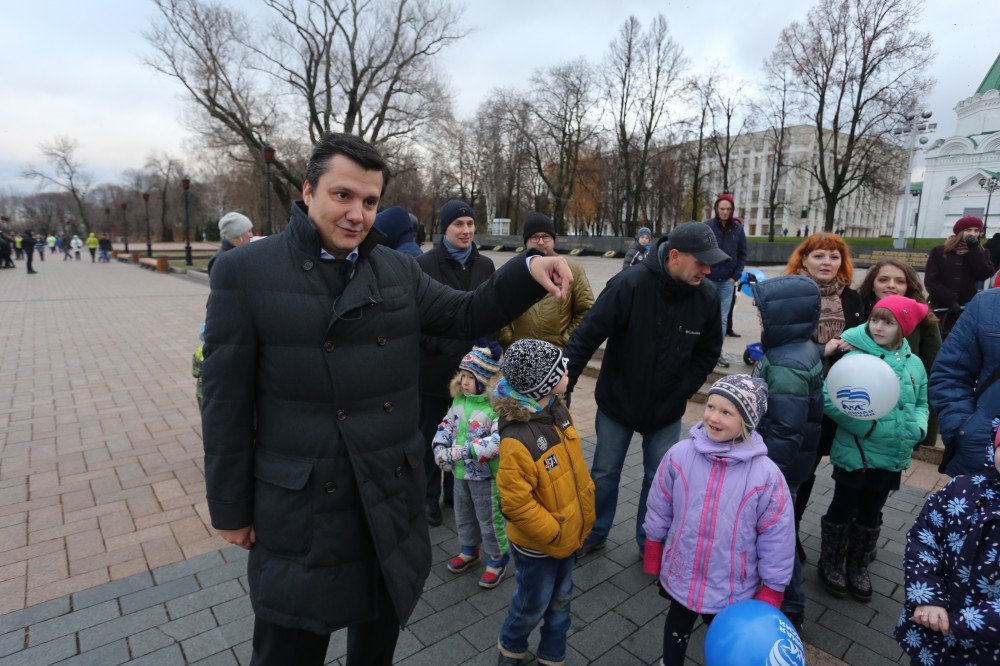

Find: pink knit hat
871;295;928;337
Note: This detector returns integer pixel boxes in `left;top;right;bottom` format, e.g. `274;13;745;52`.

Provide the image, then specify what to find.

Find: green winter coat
824;323;928;473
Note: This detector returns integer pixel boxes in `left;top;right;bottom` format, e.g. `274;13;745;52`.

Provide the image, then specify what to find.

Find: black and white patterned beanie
708;374;769;431
501;339;568;401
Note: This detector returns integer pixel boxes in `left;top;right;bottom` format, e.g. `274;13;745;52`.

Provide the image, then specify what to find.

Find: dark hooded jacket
750;276;825;488
416;242;495;398
564;237;722;434
201;201;546;634
374;206;422;258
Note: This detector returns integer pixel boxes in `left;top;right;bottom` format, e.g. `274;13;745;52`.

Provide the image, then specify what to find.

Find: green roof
977;52;1000;94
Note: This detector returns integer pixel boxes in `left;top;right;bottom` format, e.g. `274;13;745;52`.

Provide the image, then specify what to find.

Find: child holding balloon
819;294;929;603
643;375;795;666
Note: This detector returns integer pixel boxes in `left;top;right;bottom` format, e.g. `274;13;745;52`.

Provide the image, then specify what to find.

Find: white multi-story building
698;124;899;238
916;54;1000;238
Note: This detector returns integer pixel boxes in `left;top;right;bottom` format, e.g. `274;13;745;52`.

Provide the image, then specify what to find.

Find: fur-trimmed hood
450;371;501;400
490;376;566;424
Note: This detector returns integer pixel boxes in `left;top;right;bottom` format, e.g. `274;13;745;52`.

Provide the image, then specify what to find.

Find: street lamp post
892;110;935;248
121;202;129;253
262;144;275;236
182;176;192;266
910;186;923;249
142;193;152;257
105;207;111;237
980;175;998;236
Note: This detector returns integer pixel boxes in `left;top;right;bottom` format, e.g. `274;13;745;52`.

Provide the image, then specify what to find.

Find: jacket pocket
253;451;314;556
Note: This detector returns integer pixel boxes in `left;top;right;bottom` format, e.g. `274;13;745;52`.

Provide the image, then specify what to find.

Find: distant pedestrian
0;232;13;268
13;233;23;260
71;235;83;260
35;235;45;261
373;206;422;257
20;230;37;274
46;234;56;254
622;226;652;271
85;232;98;262
207;212;254;275
98;235;112;262
925;216;995;338
703;193;747;367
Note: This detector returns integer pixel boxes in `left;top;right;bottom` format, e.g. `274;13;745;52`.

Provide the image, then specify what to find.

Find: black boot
868;512;882;562
818;517;849;598
846;523;880;602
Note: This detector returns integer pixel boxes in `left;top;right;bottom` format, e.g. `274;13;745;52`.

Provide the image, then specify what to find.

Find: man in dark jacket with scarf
564;222;727;557
415;200;495;526
704;193;747;367
202;133;573;665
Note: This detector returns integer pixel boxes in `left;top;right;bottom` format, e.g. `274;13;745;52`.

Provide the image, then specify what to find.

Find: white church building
913;53;1000;238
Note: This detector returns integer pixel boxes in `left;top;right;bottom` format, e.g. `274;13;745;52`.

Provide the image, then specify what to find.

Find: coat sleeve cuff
207;499;254;531
754;585;784;609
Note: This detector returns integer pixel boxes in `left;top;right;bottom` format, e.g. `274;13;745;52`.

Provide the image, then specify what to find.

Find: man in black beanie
500;212;594;348
415;200;496;526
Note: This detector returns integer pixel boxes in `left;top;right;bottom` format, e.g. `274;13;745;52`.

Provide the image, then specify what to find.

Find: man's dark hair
304;133;390;190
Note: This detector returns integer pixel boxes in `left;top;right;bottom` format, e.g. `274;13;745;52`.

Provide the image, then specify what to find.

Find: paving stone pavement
0;248;949;664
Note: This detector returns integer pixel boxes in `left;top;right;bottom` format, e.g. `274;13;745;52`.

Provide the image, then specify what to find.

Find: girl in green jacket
818;295;929;604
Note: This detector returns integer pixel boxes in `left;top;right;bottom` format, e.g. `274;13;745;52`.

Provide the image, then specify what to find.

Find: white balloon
826;354;900;421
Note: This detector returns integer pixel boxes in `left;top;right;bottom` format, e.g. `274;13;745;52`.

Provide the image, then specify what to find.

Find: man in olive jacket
202;133;573;665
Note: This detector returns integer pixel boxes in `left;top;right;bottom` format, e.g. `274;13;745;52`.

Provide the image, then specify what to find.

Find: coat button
302;260;314;271
324;341;335;352
394;466;403;477
377;336;387;346
337;410;347;421
324;481;336;493
384;402;393;412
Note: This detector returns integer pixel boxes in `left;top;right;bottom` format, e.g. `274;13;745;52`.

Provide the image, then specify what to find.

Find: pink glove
643;540;664;576
753;585;784;609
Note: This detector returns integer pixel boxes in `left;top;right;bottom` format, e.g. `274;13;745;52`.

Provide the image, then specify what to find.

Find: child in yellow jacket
491;339;595;666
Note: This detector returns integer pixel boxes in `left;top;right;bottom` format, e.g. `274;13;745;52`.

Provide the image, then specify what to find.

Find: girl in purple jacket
643;375;796;665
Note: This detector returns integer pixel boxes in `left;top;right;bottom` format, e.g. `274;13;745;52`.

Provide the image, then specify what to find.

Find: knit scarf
810;276;846;344
943;234;969;255
492;378;543;413
442;237;473;266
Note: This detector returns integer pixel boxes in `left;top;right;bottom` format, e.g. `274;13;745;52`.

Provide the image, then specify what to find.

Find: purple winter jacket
643;424;795;614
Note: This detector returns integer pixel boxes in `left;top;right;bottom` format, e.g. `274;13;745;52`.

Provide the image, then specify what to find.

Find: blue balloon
739;269;768;297
705;600;805;666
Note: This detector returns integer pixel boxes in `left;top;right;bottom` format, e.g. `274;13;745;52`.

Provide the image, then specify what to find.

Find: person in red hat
703;193;747;367
924;215;995;337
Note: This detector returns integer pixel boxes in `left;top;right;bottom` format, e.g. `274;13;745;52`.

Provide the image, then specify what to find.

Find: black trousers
662;595;715;666
249;573;401;666
24;252;33;273
824;483;890;527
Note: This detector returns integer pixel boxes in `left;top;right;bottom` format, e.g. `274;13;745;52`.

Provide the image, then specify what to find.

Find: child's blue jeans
498;548;575;663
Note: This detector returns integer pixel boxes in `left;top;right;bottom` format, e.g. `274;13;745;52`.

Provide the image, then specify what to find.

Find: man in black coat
202;133;573;666
415;200;495;526
564;222;727;558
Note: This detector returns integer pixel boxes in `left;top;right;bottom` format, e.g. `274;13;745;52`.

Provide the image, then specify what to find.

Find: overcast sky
1;0;996;194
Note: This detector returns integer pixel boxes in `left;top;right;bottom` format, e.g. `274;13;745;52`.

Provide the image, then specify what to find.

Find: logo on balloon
768;619;805;666
835;387;877;418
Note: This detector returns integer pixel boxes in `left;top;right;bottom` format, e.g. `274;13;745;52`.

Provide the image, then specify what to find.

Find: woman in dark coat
924;215;994;337
783;232;863;562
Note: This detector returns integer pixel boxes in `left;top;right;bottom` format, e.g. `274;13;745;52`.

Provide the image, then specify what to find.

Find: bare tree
757;53;800;241
602;15;686;236
22;136;94;234
146;152;185;241
680;71;720;221
708;83;753;195
770;0;934;231
514;59;599;232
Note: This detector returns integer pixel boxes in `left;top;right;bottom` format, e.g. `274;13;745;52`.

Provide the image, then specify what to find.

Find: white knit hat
218;212;253;241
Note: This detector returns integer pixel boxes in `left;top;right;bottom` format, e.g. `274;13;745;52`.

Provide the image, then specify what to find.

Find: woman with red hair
782;233;864;564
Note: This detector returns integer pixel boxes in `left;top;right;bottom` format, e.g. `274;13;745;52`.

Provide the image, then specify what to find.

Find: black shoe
716;356;730;368
576;539;606;558
727;331;742;338
497;653;523;665
425;500;442;527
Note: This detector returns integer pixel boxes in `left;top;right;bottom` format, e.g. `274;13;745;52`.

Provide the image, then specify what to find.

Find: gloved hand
434;445;469;468
965;233;980;247
642;540;664;576
948;301;962;315
753;585;784;609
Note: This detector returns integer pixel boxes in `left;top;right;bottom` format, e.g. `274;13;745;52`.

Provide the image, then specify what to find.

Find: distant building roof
976;52;1000;94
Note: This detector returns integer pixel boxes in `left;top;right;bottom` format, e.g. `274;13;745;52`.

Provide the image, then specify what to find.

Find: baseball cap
666;222;731;266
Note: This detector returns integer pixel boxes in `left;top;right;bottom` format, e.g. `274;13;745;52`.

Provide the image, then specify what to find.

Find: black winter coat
201;202;545;634
924;243;995;309
416;243;495;398
564;238;722;433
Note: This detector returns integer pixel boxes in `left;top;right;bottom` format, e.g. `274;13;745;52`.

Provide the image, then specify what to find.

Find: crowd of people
0;229;121;272
196;133;1000;666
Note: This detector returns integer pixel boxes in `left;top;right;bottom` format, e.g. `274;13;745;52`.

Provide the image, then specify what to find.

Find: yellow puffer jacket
500;257;593;348
492;393;595;558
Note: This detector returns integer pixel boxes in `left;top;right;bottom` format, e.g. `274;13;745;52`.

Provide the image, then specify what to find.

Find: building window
948;177;957;187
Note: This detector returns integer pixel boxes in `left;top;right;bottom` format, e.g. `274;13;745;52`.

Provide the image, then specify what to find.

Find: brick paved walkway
0;251;950;664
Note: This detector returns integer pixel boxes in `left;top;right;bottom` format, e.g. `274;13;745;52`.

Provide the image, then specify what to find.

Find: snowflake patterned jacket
895;434;1000;665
